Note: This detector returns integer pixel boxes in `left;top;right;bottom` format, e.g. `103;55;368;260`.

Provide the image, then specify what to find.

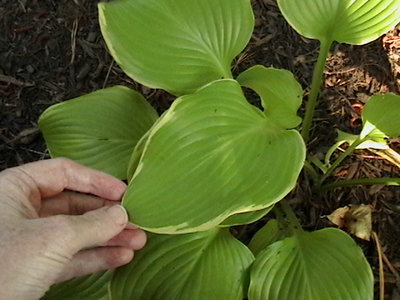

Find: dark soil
1;0;399;299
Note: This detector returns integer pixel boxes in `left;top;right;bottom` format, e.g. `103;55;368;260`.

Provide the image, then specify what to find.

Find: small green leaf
361;93;400;139
325;129;388;166
248;219;286;256
99;0;254;95
237;65;303;129
220;206;273;227
110;229;254;300
43;271;112;300
337;129;359;145
277;0;400;45
39;86;158;179
248;228;373;300
124;79;305;233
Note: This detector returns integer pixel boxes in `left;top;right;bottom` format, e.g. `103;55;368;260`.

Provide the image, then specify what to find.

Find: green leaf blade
110;229;254;300
39;86;158;179
248;228;373;300
124;80;305;233
277;0;400;45
43;271;112;300
237;65;303;128
361;93;400;139
99;0;254;95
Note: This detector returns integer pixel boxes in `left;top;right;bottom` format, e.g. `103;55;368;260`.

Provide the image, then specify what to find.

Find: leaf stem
303;160;319;182
272;205;285;224
319;137;364;185
301;39;332;143
320;177;400;191
308;155;327;173
277;199;303;234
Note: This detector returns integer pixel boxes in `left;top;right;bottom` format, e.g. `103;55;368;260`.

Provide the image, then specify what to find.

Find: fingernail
107;205;128;226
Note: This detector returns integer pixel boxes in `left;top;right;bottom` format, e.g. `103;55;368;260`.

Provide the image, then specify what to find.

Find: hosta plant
39;0;400;299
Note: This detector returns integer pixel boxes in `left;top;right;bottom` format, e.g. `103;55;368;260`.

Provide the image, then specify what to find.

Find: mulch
1;0;399;298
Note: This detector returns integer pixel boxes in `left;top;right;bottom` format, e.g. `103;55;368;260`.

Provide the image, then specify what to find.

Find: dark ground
0;0;399;299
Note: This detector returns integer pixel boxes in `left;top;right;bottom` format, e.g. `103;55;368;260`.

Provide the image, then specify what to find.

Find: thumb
66;205;128;252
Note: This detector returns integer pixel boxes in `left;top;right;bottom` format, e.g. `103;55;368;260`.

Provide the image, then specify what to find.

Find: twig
0;75;34;87
70;19;79;65
17;0;26;12
19;147;47;156
372;231;384;300
369;148;400;169
103;60;114;88
381;245;400;290
319;177;400;191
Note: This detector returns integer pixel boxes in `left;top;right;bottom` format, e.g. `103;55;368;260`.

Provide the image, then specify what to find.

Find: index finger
18;158;127;200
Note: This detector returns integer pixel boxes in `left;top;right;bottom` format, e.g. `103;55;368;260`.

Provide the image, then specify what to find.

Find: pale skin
0;158;147;300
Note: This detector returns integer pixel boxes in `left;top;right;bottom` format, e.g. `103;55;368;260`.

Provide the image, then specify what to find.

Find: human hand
0;158;146;300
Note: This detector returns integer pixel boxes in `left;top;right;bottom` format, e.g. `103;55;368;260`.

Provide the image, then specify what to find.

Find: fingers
104;228;147;250
18;158;126;200
55;247;134;283
39;193;147;248
23;205;146;289
39;192;115;217
63;205;130;252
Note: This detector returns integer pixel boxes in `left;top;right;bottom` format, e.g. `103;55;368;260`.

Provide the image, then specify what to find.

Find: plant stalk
320;177;400;191
278;199;302;234
301;39;332;143
319;137;364;185
303;160;319;182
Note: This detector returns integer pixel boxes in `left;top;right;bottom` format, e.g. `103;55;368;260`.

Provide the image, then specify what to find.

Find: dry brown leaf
327;204;373;241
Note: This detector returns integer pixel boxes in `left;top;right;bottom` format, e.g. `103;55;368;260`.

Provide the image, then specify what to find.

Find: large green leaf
110;229;254;300
237;65;303;129
98;0;254;95
39;86;158;179
43;271;112;300
248;228;373;300
361;93;400;139
277;0;400;45
126;111;169;181
124;79;306;233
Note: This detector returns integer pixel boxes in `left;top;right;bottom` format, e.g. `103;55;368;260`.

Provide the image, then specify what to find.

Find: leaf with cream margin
126;130;150;182
43;271;112;300
220;206;273;227
248;228;373;300
237;65;303;129
39;86;158;179
361;93;400;140
123;79;305;234
277;0;400;45
99;0;254;96
110;229;254;300
126;112;168;181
